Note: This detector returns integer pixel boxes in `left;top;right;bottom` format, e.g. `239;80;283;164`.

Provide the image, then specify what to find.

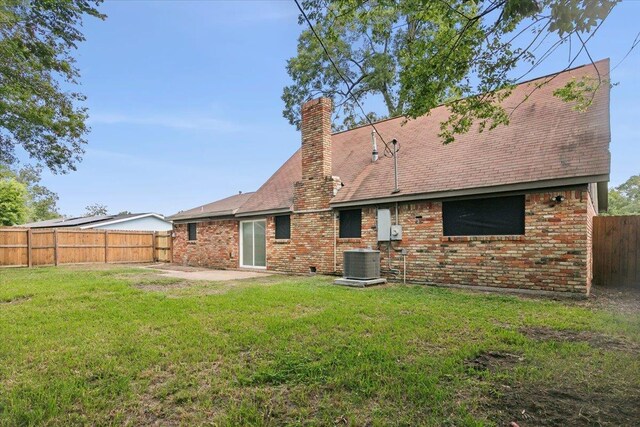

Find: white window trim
239;219;267;269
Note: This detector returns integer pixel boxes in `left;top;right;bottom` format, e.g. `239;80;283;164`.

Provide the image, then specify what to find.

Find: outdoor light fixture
553;195;565;203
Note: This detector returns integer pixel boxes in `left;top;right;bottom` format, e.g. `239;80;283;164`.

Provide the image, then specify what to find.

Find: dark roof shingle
237;59;610;213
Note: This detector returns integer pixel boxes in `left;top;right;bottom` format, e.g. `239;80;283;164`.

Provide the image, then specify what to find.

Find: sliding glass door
240;220;266;268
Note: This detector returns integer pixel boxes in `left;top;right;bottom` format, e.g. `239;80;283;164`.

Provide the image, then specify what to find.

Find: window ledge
338;238;362;243
274;239;291;244
441;235;525;243
187;240;197;244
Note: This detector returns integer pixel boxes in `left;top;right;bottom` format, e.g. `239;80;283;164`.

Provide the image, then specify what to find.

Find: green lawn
1;267;639;426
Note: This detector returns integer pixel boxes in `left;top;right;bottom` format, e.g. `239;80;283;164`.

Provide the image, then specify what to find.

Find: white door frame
239;219;267;269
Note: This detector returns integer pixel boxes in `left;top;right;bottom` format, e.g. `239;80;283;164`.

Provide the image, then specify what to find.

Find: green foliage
285;0;618;139
606;174;640;215
0;0;105;173
0;176;27;225
553;76;609;112
0;163;60;222
85;203;108;216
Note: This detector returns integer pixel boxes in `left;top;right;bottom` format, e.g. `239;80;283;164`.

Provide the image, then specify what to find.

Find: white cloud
88;112;240;133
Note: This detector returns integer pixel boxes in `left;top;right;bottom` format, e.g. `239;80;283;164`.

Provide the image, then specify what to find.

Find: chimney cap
301;97;332;111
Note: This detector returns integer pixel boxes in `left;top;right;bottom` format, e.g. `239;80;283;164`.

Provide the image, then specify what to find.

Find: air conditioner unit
343;249;380;280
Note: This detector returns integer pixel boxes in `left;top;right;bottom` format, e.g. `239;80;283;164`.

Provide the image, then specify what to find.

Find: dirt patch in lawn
481;383;640;427
466;349;640;426
465;351;524;374
124;362;221;425
135;281;195;292
581;286;640;316
520;326;639;352
131;277;257;296
0;294;32;305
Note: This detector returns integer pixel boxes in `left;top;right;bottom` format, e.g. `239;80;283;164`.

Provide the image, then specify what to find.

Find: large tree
0;0;104;173
0;163;59;222
284;0;619;141
606;174;640;216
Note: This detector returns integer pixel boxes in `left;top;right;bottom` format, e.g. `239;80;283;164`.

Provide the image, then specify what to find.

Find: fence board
0;229;27;266
593;215;640;288
0;228;172;267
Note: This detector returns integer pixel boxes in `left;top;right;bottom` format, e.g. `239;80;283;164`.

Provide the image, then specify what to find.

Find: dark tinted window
442;195;525;236
275;215;291;239
187;223;197;241
339;209;362;238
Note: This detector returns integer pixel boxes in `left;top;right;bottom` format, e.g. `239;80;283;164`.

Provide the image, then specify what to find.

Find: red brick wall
172;220;238;269
266;212;336;274
324;188;591;294
173;188;591;294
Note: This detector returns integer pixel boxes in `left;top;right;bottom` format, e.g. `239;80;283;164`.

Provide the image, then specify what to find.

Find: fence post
152;231;157;262
27;228;32;268
104;230;109;264
53;229;59;266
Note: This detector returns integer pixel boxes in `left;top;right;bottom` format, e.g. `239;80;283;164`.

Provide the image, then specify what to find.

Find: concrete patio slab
143;264;272;281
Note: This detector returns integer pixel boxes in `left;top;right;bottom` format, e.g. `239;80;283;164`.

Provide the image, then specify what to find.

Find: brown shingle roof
238;60;611;214
169;192;255;221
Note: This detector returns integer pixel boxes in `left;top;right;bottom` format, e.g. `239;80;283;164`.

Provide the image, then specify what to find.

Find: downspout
391;139;399;194
333;211;337;273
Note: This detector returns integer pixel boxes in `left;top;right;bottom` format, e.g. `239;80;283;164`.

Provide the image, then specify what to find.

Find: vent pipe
371;130;378;162
392;139;399;193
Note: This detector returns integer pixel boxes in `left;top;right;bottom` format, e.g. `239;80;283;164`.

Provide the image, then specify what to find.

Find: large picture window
442;195;525;236
187;223;197;241
339;209;362;238
275;215;291;239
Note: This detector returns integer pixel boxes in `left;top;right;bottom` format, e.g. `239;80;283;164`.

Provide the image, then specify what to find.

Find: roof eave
330;175;610;208
235;207;292;218
168;210;237;221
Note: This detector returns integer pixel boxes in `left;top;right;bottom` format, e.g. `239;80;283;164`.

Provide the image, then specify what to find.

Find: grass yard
1;266;639;426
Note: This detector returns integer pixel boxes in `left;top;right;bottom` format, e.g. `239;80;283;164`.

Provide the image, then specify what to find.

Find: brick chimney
294;97;341;211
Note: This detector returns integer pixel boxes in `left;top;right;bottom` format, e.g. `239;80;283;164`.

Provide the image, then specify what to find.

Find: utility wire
293;0;398;158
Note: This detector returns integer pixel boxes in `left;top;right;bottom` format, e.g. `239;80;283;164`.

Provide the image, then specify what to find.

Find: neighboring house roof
168;192;255;221
237;59;610;214
77;213;168;229
21;213;168;229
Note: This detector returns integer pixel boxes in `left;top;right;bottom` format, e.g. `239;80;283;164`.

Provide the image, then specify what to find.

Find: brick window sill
441;235;525;243
338;238;362;243
187;240;197;245
274;239;291;244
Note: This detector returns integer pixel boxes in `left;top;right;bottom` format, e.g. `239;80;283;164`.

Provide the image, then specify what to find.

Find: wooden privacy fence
593;215;640;288
0;228;172;268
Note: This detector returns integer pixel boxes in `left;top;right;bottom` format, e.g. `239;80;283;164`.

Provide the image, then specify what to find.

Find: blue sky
36;1;640;217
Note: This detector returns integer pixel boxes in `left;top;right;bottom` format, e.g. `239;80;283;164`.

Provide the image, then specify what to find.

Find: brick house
169;60;610;295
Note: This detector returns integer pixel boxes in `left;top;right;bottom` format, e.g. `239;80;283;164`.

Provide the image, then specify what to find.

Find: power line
293;0;397;158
